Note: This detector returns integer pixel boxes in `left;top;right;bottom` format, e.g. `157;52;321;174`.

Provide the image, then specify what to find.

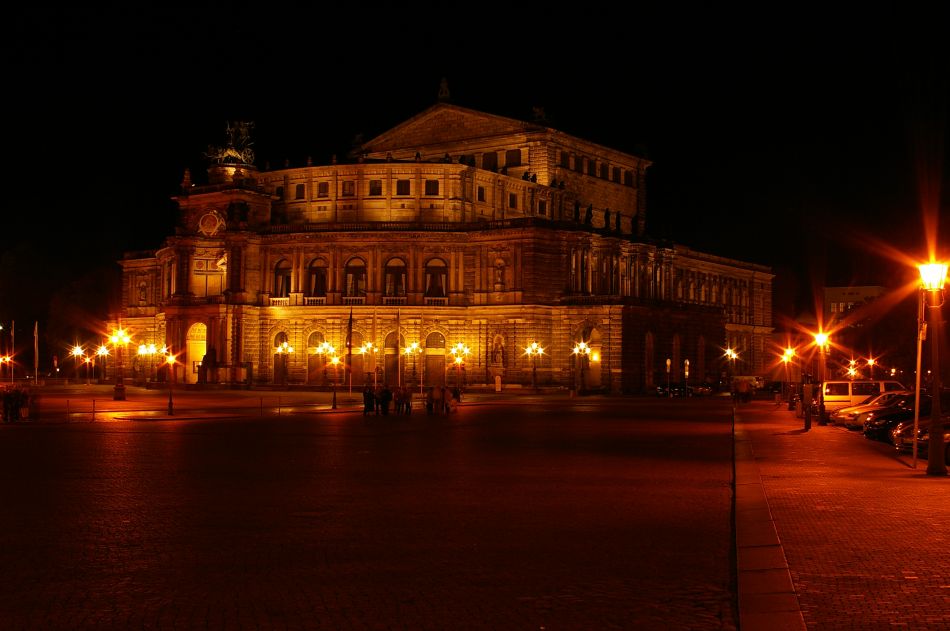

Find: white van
819;380;906;417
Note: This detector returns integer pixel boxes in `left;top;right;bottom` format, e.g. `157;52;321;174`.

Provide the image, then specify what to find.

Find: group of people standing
362;384;463;416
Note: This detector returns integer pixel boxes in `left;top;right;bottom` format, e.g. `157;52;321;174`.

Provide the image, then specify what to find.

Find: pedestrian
380;385;392;416
362;385;375;416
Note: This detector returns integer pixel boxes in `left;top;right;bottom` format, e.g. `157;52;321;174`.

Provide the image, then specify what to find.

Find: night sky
4;5;948;346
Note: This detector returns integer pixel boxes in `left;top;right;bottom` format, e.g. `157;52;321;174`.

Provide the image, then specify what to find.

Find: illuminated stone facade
116;103;773;391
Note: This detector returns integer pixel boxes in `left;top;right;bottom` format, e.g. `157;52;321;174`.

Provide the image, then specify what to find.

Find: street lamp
572;341;591;395
524;341;544;391
109;328;131;401
137;343;158;384
814;331;830;424
71;345;84;384
165;352;177;415
919;261;947;476
449;342;470;390
96;345;109;384
866;357;876;380
725;347;738;388
404;341;421;392
329;354;341;409
315;341;335;385
275;340;294;386
360;341;378;387
782;347;794;400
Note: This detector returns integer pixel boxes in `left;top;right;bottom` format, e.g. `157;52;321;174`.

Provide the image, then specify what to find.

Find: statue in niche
491;334;507;365
573;201;580;222
585;204;593;225
604;207;611;229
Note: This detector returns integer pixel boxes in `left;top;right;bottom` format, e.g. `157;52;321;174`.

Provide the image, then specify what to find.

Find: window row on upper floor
277;178;444;201
270;256;455;301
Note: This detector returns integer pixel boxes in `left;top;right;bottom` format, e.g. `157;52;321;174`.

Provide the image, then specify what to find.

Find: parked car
831;390;914;430
891;417;950;463
863;395;931;442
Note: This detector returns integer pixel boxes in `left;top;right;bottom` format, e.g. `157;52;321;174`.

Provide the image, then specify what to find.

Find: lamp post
71;345;84;384
404;341;420;393
524;341;544;391
138;343;158;384
316;341;335;386
572;341;591;395
661;358;669;397
449;342;470;390
110;328;131;401
782;347;794;401
360;342;377;387
330;354;341;409
166;352;176;415
813;332;829;424
725;347;738;397
866;357;876;380
275;340;294;386
96;345;109;384
919;262;947;476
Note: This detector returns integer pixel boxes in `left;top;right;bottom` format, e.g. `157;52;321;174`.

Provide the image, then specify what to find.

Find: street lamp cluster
450;342;470;389
524;341;544;390
572;341;592;395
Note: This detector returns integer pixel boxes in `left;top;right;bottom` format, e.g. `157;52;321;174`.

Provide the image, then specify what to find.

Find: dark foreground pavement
0;390;737;630
734;401;950;631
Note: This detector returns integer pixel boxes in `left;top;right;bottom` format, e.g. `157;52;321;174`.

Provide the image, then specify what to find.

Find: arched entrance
587;327;603;389
185;323;207;384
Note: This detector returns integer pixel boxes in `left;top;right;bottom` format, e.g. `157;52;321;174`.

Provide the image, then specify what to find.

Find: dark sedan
862;396;930;442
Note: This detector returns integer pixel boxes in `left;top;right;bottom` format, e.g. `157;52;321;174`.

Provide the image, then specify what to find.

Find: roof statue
437;77;451;102
205;121;255;165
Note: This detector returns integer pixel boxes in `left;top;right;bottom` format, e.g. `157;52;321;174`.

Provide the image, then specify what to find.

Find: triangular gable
362;103;538;154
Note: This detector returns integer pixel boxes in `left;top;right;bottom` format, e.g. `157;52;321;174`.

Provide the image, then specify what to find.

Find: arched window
384;258;407;296
275;331;289;348
307;259;327;297
273;259;291;297
343;257;366;297
425;332;445;348
424;258;447;297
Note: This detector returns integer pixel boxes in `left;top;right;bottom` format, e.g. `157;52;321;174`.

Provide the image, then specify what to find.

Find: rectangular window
396;179;410;196
600;164;609;179
295;183;305;199
317;182;329;198
424;179;439;196
341;181;355;197
574;156;585;173
538;201;547;216
624;171;634;186
505;149;522;168
508;193;517;209
482;152;498;172
588;160;597;176
275;186;284;199
612;167;621;182
560;151;570;168
368;179;383;196
477;186;485;202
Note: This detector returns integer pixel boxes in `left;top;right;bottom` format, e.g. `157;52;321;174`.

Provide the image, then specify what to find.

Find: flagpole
347;308;353;395
34;321;39;385
397;308;401;387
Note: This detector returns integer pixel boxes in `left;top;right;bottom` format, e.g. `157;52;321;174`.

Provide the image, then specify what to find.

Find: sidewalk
734;400;949;630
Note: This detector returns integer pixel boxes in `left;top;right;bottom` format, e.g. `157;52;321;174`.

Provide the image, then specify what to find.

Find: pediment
362;103;540;154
